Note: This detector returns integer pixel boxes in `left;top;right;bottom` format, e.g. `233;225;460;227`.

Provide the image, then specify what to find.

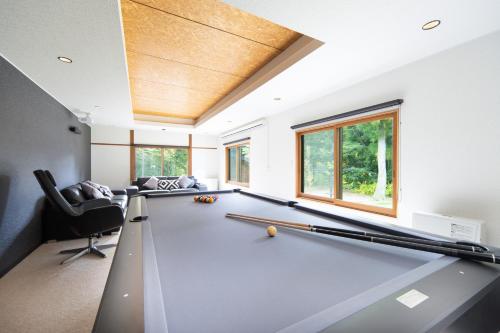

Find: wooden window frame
133;145;191;180
225;141;250;187
296;110;399;217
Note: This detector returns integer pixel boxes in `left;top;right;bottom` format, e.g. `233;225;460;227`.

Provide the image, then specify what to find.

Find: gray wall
0;56;90;276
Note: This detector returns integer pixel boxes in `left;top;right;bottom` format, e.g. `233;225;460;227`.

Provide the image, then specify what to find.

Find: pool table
93;189;500;333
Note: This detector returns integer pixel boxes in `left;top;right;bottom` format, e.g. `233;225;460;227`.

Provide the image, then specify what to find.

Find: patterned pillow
158;179;180;190
157;179;168;190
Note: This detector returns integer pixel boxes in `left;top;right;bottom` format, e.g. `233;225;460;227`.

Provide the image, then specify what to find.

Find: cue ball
267;226;277;237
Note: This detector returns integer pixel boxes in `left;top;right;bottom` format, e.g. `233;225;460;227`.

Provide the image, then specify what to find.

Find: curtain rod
223;137;251;146
290;99;403;130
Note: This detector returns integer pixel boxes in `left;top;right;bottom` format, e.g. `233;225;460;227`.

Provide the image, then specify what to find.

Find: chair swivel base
59;236;116;264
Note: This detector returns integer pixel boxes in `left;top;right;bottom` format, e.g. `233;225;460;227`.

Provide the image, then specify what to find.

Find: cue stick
226;213;489;253
225;213;499;264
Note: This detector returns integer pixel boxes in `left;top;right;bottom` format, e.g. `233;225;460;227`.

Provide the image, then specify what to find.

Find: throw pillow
99;185;114;198
83;180;113;197
80;182;105;199
158;179;179;190
142;176;159;190
177;175;193;189
157;179;169;190
166;179;180;190
85;180;101;189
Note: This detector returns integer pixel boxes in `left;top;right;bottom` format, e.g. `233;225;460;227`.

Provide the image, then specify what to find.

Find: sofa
130;176;207;195
42;182;128;241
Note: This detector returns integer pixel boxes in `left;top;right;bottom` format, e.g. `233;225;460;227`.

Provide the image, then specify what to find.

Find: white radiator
412;212;485;243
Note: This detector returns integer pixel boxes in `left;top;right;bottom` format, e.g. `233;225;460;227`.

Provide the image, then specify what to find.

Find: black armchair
33;170;124;264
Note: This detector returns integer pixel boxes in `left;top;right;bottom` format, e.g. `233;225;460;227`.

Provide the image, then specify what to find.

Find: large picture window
226;142;250;186
135;147;188;178
297;111;398;216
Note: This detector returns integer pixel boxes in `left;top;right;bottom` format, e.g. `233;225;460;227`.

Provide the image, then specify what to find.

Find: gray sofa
130;176;207;195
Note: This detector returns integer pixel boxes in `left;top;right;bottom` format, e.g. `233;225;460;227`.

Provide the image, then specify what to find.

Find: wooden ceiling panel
120;0;308;121
130;78;219;118
130;78;217;104
126;51;241;95
122;0;281;78
133;96;210;118
131;0;300;50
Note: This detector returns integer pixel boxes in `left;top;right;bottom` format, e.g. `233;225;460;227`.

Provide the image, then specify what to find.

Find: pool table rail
93;196;145;333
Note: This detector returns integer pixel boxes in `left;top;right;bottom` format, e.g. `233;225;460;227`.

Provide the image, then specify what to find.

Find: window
301;129;334;198
135;147;188;178
297;111;398;216
226;142;250;186
163;148;189;176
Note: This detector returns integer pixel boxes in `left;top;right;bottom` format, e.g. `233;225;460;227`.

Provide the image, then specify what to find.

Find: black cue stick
226;213;499;265
226;213;488;253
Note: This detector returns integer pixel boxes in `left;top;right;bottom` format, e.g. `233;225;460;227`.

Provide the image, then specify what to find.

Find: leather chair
33;170;124;264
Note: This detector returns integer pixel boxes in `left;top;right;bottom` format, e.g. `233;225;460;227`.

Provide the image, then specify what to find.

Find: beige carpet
0;235;118;333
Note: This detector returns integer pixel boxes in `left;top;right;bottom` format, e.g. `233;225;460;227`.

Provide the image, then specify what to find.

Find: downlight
57;56;73;63
422;20;441;31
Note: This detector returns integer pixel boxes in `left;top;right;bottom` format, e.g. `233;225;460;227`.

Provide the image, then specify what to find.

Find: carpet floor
0;235;118;333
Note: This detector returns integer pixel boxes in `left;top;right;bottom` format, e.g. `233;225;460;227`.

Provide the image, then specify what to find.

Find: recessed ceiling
1;1;499;134
121;0;308;123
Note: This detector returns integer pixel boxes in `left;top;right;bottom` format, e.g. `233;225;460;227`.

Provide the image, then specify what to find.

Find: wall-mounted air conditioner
220;119;266;138
412;212;485;243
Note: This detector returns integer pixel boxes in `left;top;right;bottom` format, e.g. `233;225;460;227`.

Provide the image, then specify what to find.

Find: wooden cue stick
225;213;499;264
226;213;487;253
226;213;310;230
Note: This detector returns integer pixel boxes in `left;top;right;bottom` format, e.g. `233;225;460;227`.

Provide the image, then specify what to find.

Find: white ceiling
0;0;132;127
1;0;500;134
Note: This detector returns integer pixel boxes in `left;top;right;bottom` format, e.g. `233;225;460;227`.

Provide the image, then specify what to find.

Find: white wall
91;125;130;189
218;31;500;246
192;134;219;181
91;126;219;188
192;149;218;179
192;134;218;147
191;134;219;181
134;130;188;146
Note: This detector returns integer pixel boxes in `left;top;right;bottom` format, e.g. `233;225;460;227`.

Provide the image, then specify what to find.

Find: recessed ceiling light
57;56;72;63
273;97;281;101
422;20;441;31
